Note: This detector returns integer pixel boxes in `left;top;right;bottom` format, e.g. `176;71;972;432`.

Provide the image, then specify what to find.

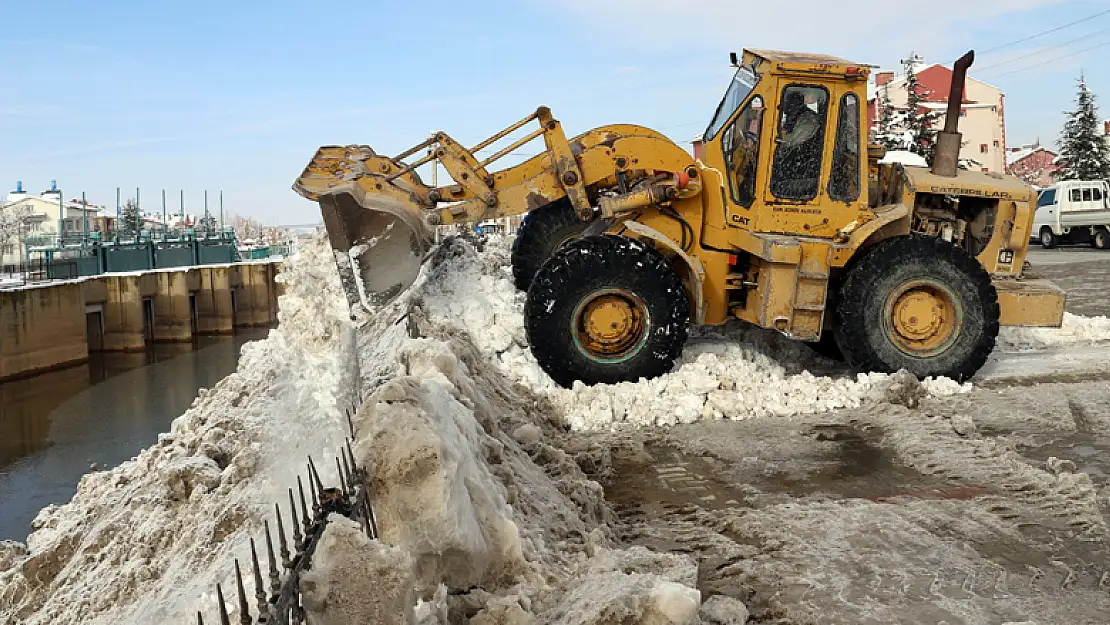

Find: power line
983;38;1110;80
977;7;1110;56
975;25;1110;72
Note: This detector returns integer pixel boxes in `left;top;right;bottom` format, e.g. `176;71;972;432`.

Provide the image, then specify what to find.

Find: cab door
757;82;863;237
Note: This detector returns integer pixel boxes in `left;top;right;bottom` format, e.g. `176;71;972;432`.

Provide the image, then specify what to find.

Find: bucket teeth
234;559;251;624
217;583;231;625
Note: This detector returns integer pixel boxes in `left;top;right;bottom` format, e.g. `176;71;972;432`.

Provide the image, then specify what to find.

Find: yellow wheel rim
883;279;962;357
572;289;649;363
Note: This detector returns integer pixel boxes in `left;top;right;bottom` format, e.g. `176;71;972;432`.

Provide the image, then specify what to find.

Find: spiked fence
197;401;375;624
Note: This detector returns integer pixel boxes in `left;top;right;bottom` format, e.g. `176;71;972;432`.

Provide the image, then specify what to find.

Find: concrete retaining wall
0;260;280;381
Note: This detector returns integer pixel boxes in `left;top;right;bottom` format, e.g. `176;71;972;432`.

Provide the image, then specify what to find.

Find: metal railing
197;400;377;625
1;258;80;283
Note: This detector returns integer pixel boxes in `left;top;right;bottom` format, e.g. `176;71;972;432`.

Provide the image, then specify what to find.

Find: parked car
1032;180;1110;248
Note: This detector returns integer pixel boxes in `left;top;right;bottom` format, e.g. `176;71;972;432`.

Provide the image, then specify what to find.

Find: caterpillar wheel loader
295;48;1065;387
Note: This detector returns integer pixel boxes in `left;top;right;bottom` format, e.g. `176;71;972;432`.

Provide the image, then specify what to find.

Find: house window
980;144;988;153
981;167;989;172
993;140;999;148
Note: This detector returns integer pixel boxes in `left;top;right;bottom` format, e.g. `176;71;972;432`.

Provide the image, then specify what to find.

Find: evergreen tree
872;83;904;150
1057;76;1110;181
901;57;943;164
120;199;141;237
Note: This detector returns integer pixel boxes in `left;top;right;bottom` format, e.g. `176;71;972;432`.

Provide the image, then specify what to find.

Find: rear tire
832;236;999;382
524;235;690;387
511;199;589;292
1093;228;1110;250
1040;227;1058;249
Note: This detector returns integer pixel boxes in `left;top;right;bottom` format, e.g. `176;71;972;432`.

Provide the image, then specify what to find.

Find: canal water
0;328;272;542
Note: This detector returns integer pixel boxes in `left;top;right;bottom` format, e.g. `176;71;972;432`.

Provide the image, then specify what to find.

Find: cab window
1037;189;1056;207
828;93;860;202
721;95;765;207
770;85;830;201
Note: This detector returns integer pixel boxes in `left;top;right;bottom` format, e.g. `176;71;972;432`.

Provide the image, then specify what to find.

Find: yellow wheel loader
294;48;1065;387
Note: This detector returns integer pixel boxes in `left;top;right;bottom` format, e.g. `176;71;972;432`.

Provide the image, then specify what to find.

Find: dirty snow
0;236;356;624
4;230;1109;624
997;311;1110;351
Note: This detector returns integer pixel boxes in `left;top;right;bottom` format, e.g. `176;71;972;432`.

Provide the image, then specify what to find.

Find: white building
1;181;101;265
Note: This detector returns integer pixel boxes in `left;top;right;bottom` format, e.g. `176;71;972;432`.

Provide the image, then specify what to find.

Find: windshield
705;65;759;141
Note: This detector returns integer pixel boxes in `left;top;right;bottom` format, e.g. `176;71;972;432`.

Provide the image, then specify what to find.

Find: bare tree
0;203;32;265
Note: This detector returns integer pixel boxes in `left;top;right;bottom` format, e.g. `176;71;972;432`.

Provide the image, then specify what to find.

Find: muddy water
0;328;271;541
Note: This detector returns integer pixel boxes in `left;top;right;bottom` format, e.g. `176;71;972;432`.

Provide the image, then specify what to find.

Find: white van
1033;180;1110;249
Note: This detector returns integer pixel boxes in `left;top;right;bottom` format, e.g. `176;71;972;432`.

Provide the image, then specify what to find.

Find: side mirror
730;52;739;67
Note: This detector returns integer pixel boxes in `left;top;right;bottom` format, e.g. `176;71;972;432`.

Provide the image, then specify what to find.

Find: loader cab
702;50;870;238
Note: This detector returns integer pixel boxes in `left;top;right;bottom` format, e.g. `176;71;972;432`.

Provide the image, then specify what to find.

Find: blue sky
1;0;1108;224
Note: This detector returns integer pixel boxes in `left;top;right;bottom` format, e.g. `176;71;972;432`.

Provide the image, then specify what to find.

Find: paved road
1027;246;1110;317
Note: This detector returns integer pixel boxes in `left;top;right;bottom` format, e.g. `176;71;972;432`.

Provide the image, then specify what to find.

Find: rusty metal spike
296;476;311;536
339;446;354;496
274;503;291;570
306;464;320;516
334;456;347;497
217;583;231;625
287;488;303;554
263;520;280;600
307;456;324;497
198;611;205;625
234;559;251;625
344;439;361;491
345;408;354;438
366;491;379;539
249;537;266;618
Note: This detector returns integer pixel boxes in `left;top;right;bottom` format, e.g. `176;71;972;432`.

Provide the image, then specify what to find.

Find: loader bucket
317;189;434;311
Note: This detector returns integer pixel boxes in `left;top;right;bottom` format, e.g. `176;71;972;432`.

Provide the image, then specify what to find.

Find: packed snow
421;235;972;432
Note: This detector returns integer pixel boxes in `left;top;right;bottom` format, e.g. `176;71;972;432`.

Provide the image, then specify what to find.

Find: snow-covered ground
3;233;1110;624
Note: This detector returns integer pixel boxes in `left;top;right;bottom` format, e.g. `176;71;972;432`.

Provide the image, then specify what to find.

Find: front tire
1040;227;1058;249
511;199;589;292
1093;228;1110;250
524;235;690;387
833;236;999;382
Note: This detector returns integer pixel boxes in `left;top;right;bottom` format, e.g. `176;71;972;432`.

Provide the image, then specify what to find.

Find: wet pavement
1027;247;1110;317
0;328;270;541
599;251;1110;623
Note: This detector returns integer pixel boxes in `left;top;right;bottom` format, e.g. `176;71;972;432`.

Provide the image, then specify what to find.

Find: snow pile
998;312;1110;351
0;235;357;624
421;236;971;432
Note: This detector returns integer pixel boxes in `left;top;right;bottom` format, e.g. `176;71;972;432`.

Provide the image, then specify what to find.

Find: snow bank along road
2;234;1110;624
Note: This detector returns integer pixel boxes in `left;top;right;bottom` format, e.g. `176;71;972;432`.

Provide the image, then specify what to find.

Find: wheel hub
885;280;961;356
573;289;649;361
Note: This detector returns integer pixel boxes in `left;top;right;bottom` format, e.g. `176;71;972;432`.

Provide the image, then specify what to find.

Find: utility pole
81;191;88;248
219;191;224;237
161;190;167;241
204;190;209;239
115;187;121;243
180;189;185;236
136;187;141;237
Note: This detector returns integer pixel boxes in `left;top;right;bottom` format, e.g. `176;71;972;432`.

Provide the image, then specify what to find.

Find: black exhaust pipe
932;50;975;177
